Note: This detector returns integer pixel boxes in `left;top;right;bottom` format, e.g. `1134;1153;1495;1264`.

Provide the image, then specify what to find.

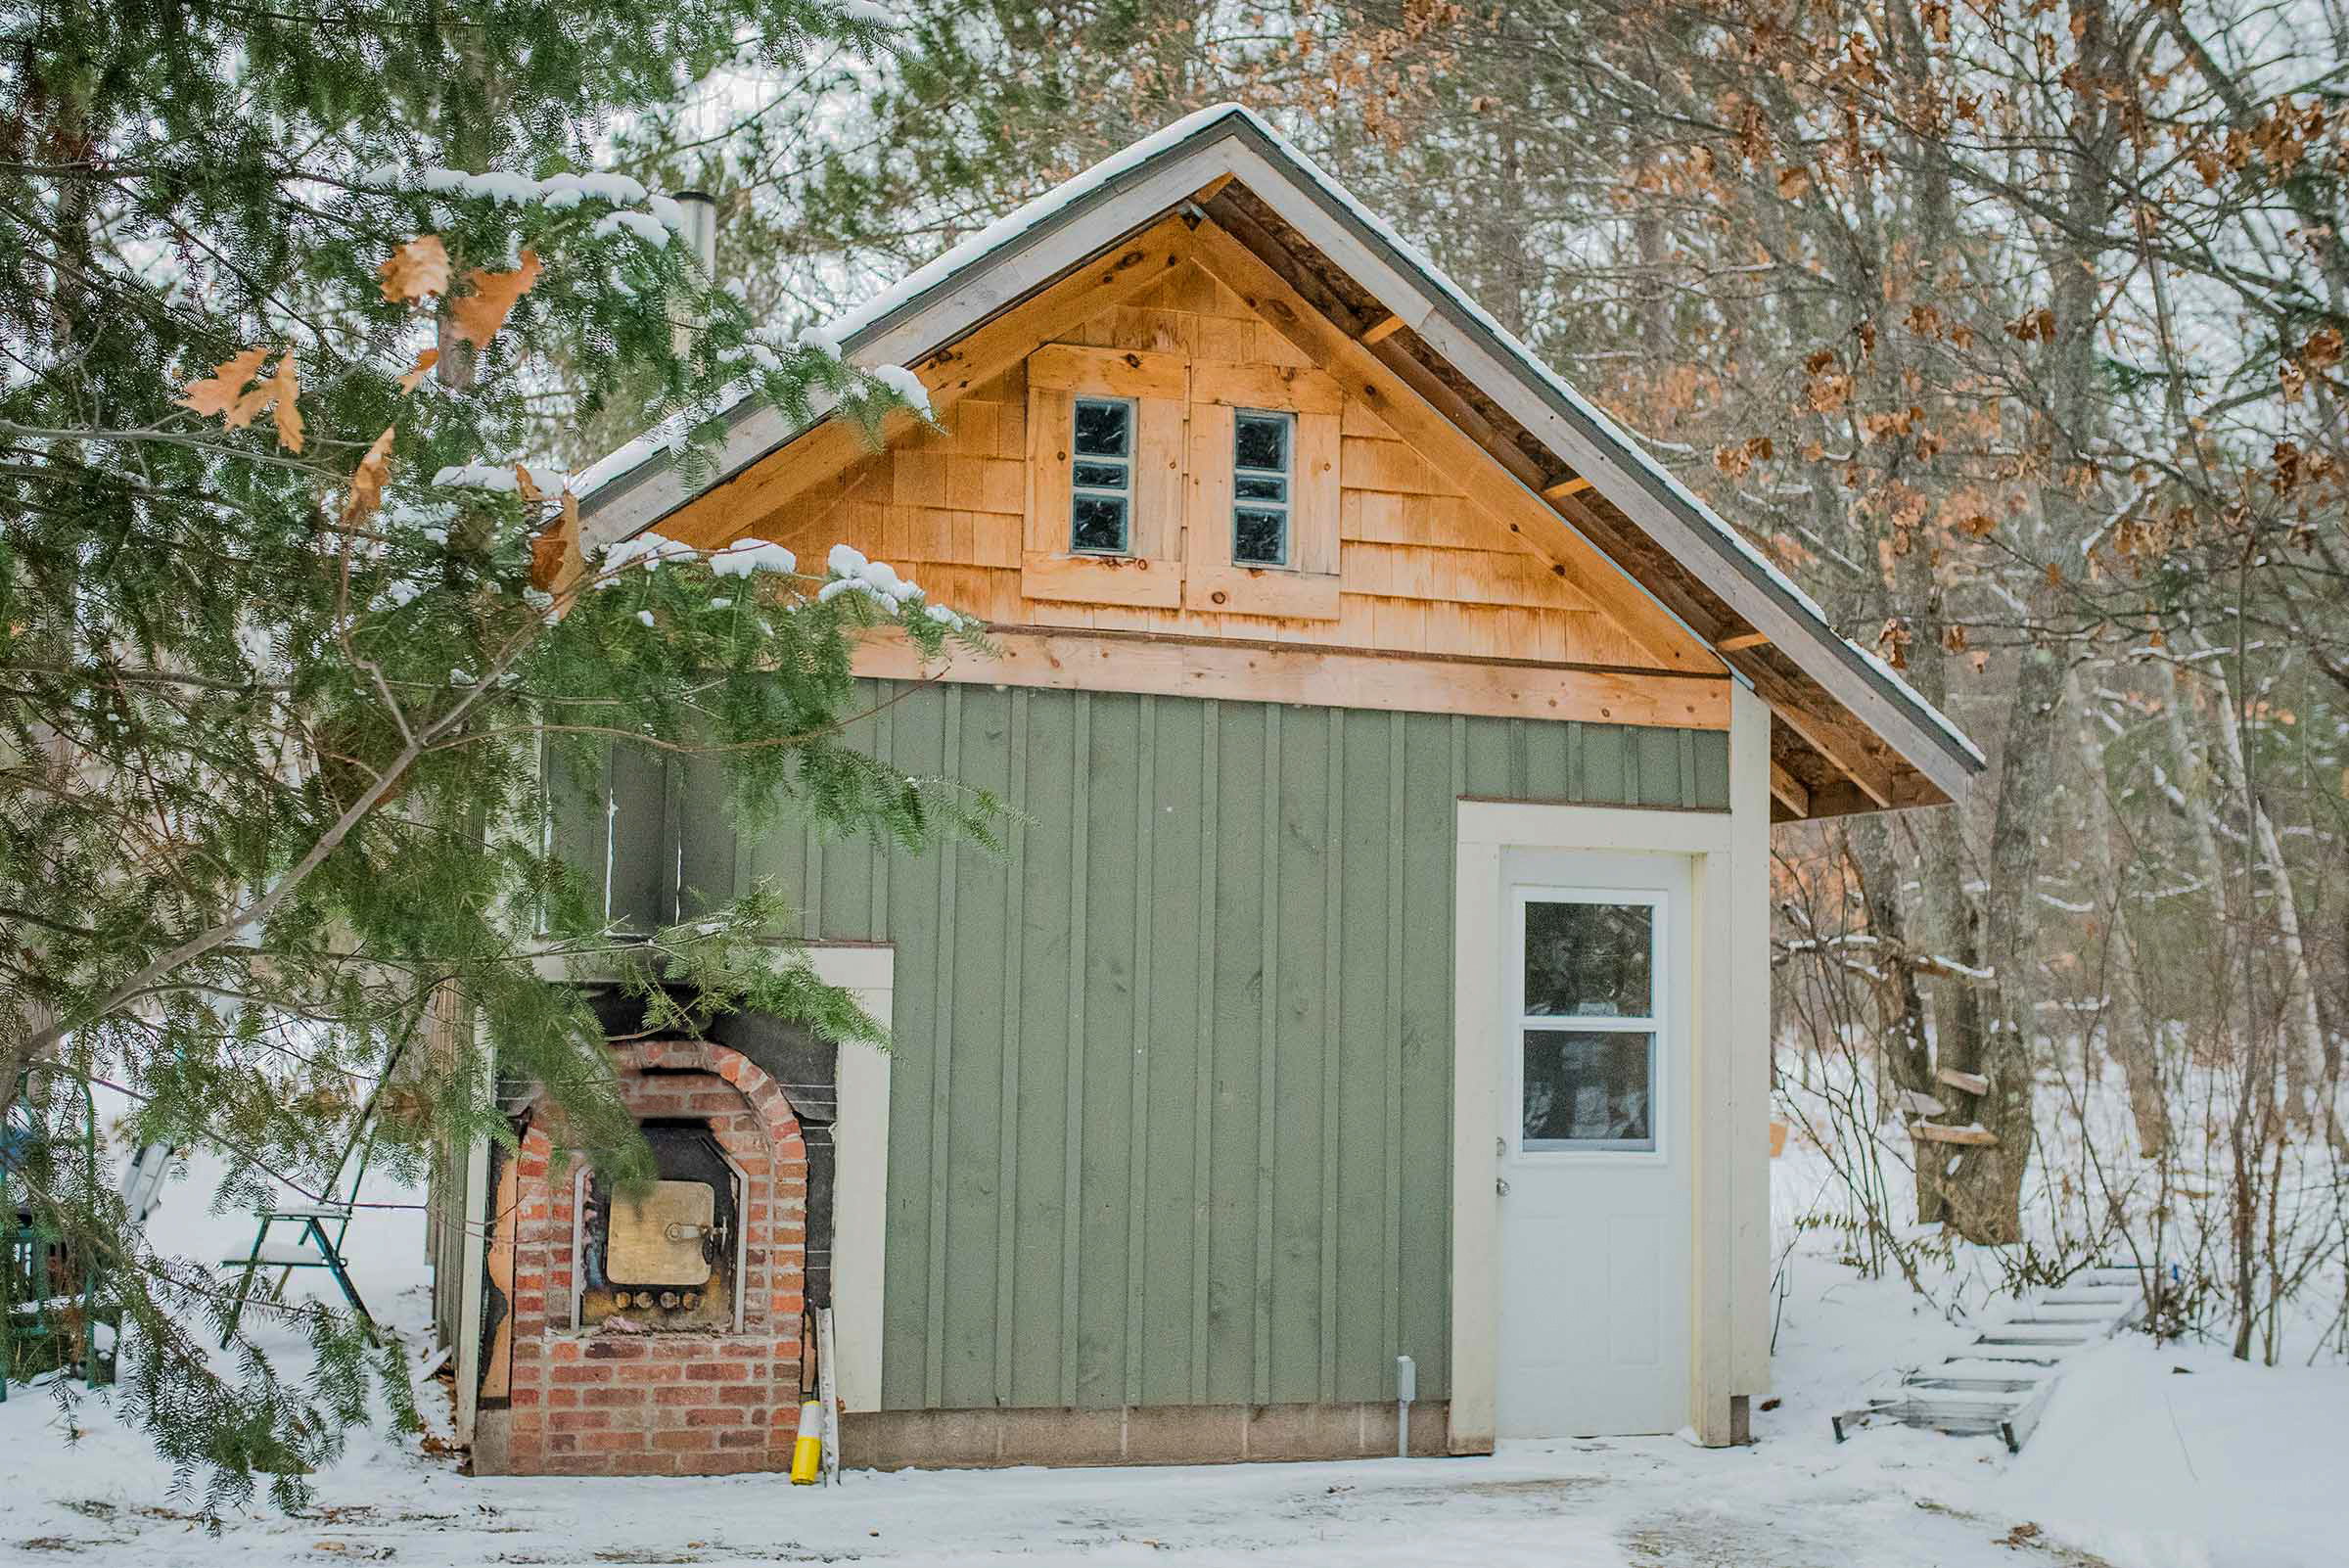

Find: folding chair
217;1124;380;1347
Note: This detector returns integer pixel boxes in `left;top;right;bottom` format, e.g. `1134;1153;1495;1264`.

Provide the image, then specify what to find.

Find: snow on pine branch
584;532;970;629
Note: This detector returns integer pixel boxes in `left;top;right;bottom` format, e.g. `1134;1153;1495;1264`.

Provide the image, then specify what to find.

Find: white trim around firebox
809;942;894;1417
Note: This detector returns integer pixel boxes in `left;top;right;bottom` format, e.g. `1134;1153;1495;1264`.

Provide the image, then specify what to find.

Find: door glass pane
1524;900;1652;1017
1522;1031;1654;1149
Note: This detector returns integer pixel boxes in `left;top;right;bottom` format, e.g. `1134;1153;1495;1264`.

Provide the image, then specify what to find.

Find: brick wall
499;1040;808;1476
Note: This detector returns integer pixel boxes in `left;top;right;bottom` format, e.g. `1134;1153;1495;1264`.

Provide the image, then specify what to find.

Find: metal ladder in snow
1831;1266;2145;1453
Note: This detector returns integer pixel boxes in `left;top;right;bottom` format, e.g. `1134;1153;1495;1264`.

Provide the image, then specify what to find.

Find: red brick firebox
497;1040;808;1476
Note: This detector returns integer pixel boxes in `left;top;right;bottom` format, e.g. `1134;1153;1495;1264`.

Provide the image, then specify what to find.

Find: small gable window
1231;410;1293;567
1069;396;1134;554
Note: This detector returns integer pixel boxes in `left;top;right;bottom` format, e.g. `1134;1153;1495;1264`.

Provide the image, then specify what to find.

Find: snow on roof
573;102;1981;773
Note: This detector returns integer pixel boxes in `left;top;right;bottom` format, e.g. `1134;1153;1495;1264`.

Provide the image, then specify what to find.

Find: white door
1495;849;1694;1438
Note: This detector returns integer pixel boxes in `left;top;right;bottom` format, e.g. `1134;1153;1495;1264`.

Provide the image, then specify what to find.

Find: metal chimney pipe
674;189;717;277
672;190;717;359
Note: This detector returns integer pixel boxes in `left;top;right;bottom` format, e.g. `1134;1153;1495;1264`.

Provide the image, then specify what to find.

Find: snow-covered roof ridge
574;101;1982;784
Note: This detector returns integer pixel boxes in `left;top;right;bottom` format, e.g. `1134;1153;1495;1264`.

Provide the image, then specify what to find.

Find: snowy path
2;1418;2110;1568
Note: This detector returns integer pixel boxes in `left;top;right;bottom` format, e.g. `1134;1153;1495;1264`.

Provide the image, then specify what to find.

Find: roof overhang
575;105;1983;819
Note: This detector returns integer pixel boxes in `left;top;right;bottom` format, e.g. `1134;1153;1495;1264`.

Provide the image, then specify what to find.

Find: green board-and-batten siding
562;679;1729;1412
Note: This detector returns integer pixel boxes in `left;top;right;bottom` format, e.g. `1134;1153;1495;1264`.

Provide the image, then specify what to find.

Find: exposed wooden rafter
1768;761;1811;818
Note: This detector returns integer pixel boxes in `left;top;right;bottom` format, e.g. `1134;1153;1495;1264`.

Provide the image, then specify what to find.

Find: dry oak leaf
1776;164;1813;199
178;347;270;419
379;235;451;305
529;490;582;595
397;347;440;394
270;352;303;454
343;425;396;526
449;250;543;347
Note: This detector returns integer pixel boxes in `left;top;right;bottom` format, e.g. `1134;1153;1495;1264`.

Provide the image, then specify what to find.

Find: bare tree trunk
2199;654;2326;1125
1845;822;1949;1222
2069;662;2169;1155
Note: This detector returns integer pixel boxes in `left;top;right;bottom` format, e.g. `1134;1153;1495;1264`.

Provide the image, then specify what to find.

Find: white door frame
1449;684;1772;1452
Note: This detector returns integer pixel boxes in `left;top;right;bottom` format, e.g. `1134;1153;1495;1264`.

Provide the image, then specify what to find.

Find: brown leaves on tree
1875;618;1912;670
2006;306;2057;344
179;347;302;452
379;235;451;305
179;348;269;419
343;425;395;526
1714;435;1773;479
449;251;543;347
397;347;439;394
1802;348;1851;413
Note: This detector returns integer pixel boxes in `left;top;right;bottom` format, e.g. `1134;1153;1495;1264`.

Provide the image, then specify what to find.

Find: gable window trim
1231;407;1295;569
1022;343;1185;609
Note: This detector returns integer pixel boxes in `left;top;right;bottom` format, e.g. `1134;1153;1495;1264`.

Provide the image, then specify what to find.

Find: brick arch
490;1039;810;1476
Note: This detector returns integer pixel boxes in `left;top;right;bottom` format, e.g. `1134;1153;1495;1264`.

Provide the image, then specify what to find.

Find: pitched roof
577;104;1982;816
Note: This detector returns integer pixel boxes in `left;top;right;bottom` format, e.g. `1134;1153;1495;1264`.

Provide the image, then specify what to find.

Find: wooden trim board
852;628;1730;729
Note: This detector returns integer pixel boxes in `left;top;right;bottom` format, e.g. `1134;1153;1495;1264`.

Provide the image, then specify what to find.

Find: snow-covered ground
4;1116;2343;1566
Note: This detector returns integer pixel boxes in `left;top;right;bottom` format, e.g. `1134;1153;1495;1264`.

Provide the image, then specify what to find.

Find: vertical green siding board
1694;730;1731;808
1524;716;1571;799
657;754;684;928
1269;713;1326;1407
1078;695;1140;1407
921;688;961;1410
674;757;738;917
1332;715;1392;1402
1638;726;1680;807
1382;714;1406;1386
870;703;895;936
1317;709;1344;1404
1137;700;1201;1406
1677;727;1698;807
1253;706;1280;1408
542;738;610;928
1581;723;1626;806
992;689;1030;1408
1058;692;1091;1407
1188;702;1220;1405
1207;706;1263;1406
1463;717;1509;802
1123;697;1157;1408
942;690;1013;1409
605;746;667;932
1010;697;1074;1406
877;696;940;1410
